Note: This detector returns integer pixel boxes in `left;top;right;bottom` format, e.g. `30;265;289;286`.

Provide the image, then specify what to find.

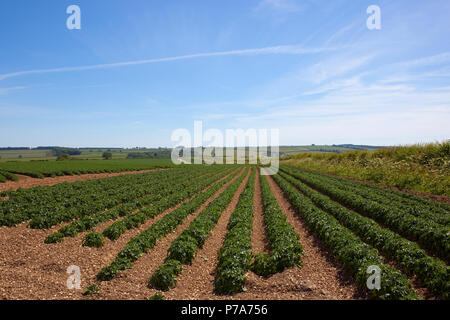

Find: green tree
102;152;112;160
56;153;70;161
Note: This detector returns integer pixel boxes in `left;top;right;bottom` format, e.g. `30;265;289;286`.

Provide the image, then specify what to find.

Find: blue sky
0;0;449;147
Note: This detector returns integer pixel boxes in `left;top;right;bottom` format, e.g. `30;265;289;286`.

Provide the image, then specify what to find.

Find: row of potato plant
279;170;449;299
101;167;233;241
250;172;304;277
214;168;256;294
96;167;245;281
273;173;420;300
280;166;450;261
44;167;227;243
0;168;192;227
295;167;449;226
148;168;249;290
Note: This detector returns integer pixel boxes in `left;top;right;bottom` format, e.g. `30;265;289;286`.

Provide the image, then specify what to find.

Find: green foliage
97;167;243;282
285;140;450;196
149;293;165;300
0;159;173;179
146;168;248;289
250;253;276;278
0;167;185;228
259;174;304;273
44;232;64;244
167;235;198;264
280;166;450;262
273;173;420;300
215;169;255;294
149;259;182;290
83;284;99;296
83;232;105;248
56;153;71;161
102;152;113;160
280;166;450;298
0;171;18;182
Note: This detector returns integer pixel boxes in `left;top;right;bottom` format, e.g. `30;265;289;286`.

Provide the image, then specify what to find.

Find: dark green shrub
83;284;99;296
250;253;276;278
83;232;105;247
44;232;64;244
149;259;182;290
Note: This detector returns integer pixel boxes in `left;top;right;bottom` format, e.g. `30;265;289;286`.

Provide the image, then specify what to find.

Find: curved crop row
101;167;234;241
214;168;256;294
273;173;420;300
96;167;246;281
0;171;18;182
44;167;230;243
148;167;249;290
280;166;450;261
251;172;304;277
0;159;174;179
292;167;450;226
279;170;450;299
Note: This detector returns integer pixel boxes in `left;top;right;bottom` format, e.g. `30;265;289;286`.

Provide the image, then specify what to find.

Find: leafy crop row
214;168;256;294
251;173;304;277
44;167;229;243
101;167;234;241
148;167;249;290
279;170;449;299
96;167;246;281
0;167;199;228
280;166;450;261
294;167;450;226
0;159;174;179
273;173;420;300
0;171;18;182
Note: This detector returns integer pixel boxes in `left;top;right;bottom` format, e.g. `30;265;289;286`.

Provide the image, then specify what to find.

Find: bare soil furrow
251;168;270;254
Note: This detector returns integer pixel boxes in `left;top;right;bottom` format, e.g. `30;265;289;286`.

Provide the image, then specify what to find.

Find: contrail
0;45;336;81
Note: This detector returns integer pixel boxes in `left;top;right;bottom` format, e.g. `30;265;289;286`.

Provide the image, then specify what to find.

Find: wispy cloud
255;0;302;12
0;86;26;95
0;45;338;81
394;52;450;68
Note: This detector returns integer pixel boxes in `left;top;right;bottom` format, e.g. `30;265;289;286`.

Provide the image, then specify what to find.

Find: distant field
0;159;174;179
279;145;382;157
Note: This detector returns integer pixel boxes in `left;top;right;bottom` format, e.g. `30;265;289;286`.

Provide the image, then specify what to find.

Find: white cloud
0;44;339;81
0;86;26;95
255;0;302;12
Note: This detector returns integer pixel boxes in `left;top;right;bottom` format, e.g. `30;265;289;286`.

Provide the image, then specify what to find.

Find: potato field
0;165;448;300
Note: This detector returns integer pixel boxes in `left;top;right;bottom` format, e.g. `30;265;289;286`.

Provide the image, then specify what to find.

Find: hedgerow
273;173;420;300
